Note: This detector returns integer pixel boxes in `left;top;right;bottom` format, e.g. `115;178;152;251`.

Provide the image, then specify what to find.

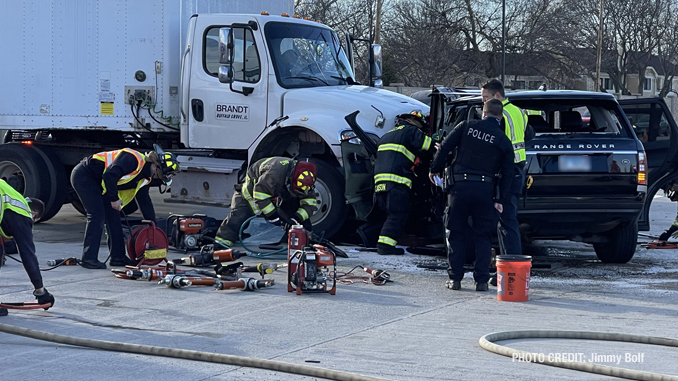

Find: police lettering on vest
467;127;496;143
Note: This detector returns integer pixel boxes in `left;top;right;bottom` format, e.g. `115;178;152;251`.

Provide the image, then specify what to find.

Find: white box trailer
0;0;427;238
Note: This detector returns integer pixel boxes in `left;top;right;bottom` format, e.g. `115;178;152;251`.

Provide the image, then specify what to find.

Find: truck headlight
339;130;379;145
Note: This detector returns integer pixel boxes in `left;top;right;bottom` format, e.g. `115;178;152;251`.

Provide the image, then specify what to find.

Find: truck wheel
593;221;638;263
32;145;68;221
0;143;60;222
309;159;347;239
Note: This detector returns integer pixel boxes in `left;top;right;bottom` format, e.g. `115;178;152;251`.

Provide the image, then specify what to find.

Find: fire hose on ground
479;330;678;381
0;322;392;381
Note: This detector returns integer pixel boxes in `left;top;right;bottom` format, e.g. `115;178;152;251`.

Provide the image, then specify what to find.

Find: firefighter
0;180;55;316
70;145;179;269
429;99;514;291
214;157;317;248
373;111;434;255
481;79;529;255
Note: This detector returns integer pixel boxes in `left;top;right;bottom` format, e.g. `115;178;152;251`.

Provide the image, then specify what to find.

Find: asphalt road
1;191;677;380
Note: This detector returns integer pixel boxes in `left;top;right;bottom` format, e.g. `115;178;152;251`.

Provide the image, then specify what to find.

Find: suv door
620;98;678;230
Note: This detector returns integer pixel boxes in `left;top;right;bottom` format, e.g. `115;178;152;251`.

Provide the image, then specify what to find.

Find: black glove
302;219;313;232
34;289;55;310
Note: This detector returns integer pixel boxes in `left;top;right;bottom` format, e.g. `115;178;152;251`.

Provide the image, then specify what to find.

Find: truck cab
176;13;427;237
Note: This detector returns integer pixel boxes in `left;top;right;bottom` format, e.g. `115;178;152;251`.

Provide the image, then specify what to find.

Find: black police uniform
430;116;513;283
373;120;433;254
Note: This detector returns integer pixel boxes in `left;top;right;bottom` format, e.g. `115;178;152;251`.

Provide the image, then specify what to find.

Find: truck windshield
265;22;355;89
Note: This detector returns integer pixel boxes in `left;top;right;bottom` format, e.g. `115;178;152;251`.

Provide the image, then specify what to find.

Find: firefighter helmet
396;110;429;131
291;160;316;195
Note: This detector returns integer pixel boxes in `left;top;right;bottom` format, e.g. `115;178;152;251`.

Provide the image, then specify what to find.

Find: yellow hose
480;330;678;381
0;323;394;381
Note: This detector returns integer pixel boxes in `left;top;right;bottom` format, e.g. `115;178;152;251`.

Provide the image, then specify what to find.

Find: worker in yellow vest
0;180;54;316
481;79;532;256
70;145;178;269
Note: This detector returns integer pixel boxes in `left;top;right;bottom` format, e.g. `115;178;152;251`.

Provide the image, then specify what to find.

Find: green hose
238;215;287;259
479;330;678;380
0;323;393;381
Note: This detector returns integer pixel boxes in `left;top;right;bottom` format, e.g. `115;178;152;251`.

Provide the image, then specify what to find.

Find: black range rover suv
432;90;678;263
341;89;677;264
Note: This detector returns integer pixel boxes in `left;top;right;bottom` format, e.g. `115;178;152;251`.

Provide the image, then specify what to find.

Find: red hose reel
126;220;169;267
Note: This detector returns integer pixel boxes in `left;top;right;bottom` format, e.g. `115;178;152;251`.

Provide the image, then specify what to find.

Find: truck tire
308;159;347;239
0;143;59;222
593;221;638;263
32;145;68;221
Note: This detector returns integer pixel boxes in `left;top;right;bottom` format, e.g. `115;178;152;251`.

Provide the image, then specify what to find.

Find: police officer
214;157;317;248
0;180;55;316
481;79;529;255
429;99;513;291
70;145;179;269
373;111;434;255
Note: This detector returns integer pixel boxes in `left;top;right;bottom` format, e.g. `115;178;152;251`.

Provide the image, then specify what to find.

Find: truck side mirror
344;33;355;78
370;44;383;88
218;27;233;83
218;28;231;65
218;66;233;84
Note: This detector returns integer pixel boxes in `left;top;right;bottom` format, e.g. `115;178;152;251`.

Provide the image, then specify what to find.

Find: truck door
620;98;678;230
187;18;268;149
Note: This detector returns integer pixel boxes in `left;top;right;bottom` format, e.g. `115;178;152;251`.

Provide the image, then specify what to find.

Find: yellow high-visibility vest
92;148;150;207
503;100;527;163
0;180;32;238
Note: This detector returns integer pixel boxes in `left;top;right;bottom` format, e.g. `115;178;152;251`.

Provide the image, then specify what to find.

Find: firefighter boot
377;243;404;255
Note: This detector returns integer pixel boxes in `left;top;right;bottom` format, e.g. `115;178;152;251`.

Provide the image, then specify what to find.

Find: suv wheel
593;222;638;263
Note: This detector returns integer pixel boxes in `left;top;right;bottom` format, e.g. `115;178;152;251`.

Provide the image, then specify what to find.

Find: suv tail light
637;151;647;185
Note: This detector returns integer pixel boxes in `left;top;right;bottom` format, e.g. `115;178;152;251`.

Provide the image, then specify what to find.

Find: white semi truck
0;0;427;238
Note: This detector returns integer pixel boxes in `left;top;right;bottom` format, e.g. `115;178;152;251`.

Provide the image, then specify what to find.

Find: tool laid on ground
363;267;391;285
640;240;678;249
158;275;217;288
241;262;287;278
173;244;247;267
157;274;274;291
46;258;79;266
167;214;221;252
126;220;169;267
125;268;169;281
334;265;392;286
215;278;275;291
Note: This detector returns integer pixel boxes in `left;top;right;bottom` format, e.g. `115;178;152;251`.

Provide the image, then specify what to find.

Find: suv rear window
511;99;627;136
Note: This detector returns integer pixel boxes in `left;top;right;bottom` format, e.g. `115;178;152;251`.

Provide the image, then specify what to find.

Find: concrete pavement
1;194;677;380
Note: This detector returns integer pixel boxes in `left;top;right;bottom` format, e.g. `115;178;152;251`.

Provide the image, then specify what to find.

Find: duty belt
453;174;493;183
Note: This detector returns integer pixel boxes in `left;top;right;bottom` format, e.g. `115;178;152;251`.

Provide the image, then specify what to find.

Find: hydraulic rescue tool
46;258;79;266
174;244;247;267
166;214;221;252
158;274;274;291
287;225;337;295
215;278;275;291
362;267;391;285
126;220;169;267
214;262;285;279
